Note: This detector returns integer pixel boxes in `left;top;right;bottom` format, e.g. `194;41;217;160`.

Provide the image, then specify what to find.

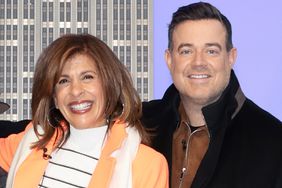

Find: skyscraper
0;0;153;121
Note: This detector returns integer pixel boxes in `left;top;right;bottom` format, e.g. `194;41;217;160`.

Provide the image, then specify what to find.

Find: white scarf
109;126;141;188
6;126;141;188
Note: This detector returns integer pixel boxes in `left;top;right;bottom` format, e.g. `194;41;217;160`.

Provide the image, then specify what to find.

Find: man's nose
191;51;208;68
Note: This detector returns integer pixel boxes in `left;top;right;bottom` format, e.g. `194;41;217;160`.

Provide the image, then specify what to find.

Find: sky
153;0;282;120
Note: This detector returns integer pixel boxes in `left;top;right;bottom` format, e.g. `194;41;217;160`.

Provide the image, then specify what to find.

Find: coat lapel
88;122;127;188
13;141;54;188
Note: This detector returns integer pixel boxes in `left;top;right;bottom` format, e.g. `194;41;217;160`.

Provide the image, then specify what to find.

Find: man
142;2;282;188
0;102;30;187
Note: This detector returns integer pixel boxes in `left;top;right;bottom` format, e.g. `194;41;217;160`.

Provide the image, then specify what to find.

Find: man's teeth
70;102;91;110
190;74;208;79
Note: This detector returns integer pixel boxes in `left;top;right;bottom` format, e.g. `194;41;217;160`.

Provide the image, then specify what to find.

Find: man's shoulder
142;99;165;113
234;98;282;142
142;84;180;117
0;120;31;138
241;99;281;126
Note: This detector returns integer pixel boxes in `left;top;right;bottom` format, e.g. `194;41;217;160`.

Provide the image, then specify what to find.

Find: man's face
165;19;237;107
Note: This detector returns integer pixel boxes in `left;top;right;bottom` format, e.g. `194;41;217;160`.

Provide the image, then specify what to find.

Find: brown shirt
171;104;210;188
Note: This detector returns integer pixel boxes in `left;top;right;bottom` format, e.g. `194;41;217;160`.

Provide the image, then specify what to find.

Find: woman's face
54;54;106;129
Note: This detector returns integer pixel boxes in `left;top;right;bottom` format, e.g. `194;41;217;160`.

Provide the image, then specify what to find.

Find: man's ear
228;47;237;67
165;49;173;71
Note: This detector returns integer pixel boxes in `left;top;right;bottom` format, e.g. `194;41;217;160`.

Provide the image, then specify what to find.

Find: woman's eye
83;74;94;80
58;78;69;85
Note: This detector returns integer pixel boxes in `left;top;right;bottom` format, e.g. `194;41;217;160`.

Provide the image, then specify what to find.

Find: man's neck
181;97;206;127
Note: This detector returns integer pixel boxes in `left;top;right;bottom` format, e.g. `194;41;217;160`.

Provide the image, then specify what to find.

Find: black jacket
142;71;282;188
0;120;30;138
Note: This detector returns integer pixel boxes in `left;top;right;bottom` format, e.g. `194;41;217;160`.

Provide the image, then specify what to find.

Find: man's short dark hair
168;2;233;51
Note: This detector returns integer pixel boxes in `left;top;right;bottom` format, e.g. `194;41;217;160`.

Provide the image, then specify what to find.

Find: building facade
0;0;153;120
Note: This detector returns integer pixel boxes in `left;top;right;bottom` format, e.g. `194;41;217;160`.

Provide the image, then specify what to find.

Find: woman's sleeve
0;122;32;172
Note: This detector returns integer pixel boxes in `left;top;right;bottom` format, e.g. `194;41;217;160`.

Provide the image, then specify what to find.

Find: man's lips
188;74;211;79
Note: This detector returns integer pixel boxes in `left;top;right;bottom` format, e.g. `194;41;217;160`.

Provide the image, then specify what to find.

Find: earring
47;107;63;128
120;103;125;116
106;117;110;125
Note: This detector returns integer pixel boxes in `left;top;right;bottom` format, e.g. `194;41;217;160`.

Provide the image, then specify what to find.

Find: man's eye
179;49;192;55
58;78;69;85
207;49;219;55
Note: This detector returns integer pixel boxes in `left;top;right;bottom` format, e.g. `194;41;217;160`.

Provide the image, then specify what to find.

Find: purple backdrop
153;0;282;121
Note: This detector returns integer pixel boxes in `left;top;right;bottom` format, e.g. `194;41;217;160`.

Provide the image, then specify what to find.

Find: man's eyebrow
205;43;222;50
176;42;223;52
177;43;193;52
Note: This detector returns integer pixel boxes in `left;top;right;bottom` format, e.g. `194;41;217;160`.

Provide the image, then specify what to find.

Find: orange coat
0;122;169;188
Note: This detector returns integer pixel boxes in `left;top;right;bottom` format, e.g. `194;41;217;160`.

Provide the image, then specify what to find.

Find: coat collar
202;70;246;134
13;121;128;188
89;121;128;187
162;70;246;134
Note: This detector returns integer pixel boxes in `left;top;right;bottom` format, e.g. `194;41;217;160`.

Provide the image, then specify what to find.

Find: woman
0;34;168;188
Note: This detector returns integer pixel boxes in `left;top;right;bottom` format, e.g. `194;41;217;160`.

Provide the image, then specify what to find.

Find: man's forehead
172;20;227;49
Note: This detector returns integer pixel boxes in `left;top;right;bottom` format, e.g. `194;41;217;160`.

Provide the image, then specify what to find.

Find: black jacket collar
161;70;246;135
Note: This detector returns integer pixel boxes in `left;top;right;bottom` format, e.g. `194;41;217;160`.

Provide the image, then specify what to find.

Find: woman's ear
53;96;58;109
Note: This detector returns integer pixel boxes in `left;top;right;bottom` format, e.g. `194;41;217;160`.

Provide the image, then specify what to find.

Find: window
143;25;148;40
77;0;82;21
120;46;124;64
83;28;88;33
66;2;71;22
7;0;11;19
23;78;28;93
60;2;64;22
0;25;4;40
143;78;148;93
83;0;88;21
23;0;28;19
13;0;18;18
137;46;142;72
42;2;47;21
49;28;53;43
137;0;141;19
0;0;4;19
30;0;34;19
143;0;148;19
12;99;17;114
29;77;33;93
42;28;47;49
23;99;28;118
137;25;141;40
126;46;131;71
137;77;142;94
49;2;53;21
13;25;17;40
6;25;11;40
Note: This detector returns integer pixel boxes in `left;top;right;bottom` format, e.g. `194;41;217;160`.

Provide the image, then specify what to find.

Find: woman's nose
70;81;84;97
